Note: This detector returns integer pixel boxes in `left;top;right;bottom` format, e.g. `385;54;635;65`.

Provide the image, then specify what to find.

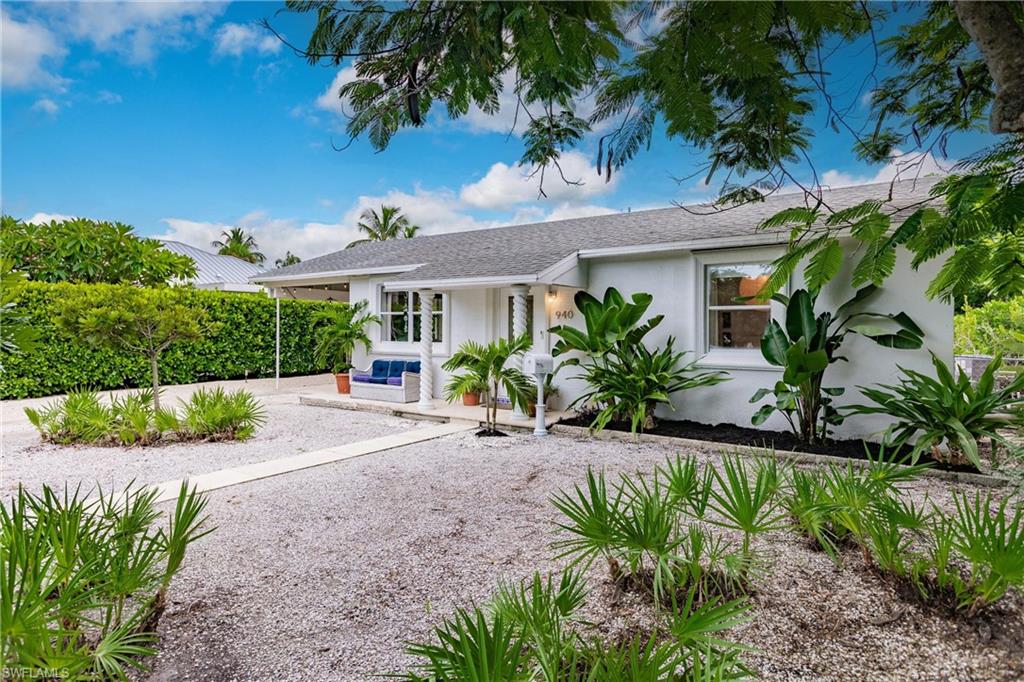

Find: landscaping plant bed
557;414;984;474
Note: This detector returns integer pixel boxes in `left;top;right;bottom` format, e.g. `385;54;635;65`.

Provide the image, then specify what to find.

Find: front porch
296;384;569;430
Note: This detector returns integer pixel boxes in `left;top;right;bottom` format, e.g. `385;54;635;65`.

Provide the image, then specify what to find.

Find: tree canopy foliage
54;286;210;411
1;215;196;286
276;0;1024;302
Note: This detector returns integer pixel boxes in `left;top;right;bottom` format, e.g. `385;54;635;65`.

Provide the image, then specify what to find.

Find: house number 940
554;310;574;320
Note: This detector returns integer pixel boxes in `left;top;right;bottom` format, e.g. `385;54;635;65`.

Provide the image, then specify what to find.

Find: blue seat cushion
365;376;389;384
371;359;390;378
388;360;407;378
386;377;403;386
405;361;421;374
351;375;373;383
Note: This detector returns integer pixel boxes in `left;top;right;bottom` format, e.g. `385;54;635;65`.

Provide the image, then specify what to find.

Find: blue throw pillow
371;359;390;378
388;360;406;377
405;361;421;374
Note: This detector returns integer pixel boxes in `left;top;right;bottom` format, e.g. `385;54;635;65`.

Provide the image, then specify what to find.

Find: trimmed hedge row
2;282;333;399
954;296;1024;356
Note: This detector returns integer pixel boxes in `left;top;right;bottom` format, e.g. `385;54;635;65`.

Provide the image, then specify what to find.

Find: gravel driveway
143;430;1023;682
2;403;430;496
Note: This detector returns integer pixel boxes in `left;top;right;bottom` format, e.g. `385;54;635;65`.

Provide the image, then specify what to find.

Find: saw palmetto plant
0;482;212;679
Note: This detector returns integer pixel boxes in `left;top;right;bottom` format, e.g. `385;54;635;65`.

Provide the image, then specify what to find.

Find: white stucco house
252;178;950;439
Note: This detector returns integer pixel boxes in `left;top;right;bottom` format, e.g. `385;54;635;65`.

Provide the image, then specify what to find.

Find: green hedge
953;296;1024;356
1;282;333;399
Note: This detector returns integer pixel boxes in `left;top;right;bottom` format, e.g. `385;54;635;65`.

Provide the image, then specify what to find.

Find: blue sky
2;1;994;263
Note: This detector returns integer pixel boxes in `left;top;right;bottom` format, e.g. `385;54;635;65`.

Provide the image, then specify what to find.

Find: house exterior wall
342;239;950;439
574;240;952;440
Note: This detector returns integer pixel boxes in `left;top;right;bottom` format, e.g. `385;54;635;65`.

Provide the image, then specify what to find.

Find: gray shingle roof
256;177;941;284
161;240;264;286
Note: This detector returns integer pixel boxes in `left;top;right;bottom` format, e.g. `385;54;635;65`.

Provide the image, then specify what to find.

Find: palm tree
442;333;533;435
346;205;421;249
312;300;379;374
275;251;301;268
211;228;265;265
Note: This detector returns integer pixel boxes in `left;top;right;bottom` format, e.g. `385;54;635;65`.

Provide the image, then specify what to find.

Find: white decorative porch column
511;284;530;420
417;289;435;410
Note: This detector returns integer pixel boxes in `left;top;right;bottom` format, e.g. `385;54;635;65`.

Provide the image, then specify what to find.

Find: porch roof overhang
251;264;422;288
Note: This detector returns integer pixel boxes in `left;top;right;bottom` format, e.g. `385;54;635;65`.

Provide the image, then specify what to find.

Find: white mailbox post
522;353;554;436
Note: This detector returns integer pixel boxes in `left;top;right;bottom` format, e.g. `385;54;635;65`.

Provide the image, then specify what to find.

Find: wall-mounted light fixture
546;288;557;303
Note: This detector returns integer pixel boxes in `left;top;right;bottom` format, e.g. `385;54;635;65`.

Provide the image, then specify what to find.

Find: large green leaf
785;289;817;342
760;320;790;366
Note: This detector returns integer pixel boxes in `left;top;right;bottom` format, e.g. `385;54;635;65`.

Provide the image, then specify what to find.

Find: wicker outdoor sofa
350;359;421;403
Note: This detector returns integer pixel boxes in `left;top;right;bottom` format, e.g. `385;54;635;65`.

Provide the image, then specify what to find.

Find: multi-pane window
381;291;443;343
706;263;772;350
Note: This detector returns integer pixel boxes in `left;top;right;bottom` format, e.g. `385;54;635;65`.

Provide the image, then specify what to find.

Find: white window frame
375;287;450;356
694;248;787;371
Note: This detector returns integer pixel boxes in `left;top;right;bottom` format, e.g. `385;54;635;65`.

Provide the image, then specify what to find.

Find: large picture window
381;290;443;343
706;263;772;350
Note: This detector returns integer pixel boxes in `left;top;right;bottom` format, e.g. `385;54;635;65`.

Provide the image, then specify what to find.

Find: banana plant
750;285;924;444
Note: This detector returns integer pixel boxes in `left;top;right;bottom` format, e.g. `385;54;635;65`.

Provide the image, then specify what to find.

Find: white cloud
1;9;68;90
314;67;359;118
96;90;122;104
27;212;76;224
821;150;950;188
30;98;60;116
460;151;616;209
213;22;280;58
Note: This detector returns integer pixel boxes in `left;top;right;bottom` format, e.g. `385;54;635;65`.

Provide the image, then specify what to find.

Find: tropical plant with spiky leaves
847;353;1024;468
0;482;212;678
551;287;727;434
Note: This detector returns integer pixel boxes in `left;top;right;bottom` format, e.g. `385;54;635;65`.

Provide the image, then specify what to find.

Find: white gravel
139;429;1022;682
1;403;431;496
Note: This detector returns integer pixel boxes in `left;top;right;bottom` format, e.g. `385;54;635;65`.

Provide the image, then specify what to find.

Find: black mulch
557;415;982;474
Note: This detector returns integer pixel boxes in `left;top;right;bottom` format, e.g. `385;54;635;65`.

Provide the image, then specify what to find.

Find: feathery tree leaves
278;1;1024;302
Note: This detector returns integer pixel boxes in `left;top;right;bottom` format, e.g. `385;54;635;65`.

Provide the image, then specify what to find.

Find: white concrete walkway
149;420;476;503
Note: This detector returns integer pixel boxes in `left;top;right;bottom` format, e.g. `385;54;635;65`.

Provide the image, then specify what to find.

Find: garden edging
548;423;1011;488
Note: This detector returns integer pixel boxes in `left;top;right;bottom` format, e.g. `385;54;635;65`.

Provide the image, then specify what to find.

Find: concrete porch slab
297;389;567;429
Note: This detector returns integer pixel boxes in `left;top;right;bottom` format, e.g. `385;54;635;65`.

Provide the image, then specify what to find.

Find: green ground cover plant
2;282;333;399
25;388;266;446
0;482;211;678
402;450;1023;676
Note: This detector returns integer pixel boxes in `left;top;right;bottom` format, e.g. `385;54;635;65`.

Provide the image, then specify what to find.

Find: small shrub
24;388;266;445
0;482;212;678
954;297;1024;356
177;387;267;441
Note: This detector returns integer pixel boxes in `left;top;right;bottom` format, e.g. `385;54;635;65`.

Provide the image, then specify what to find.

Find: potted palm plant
312;300;379;394
442;334;533;435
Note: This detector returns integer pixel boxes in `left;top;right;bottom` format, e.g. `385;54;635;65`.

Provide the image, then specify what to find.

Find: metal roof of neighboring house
254;177;942;286
161;240;265;286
